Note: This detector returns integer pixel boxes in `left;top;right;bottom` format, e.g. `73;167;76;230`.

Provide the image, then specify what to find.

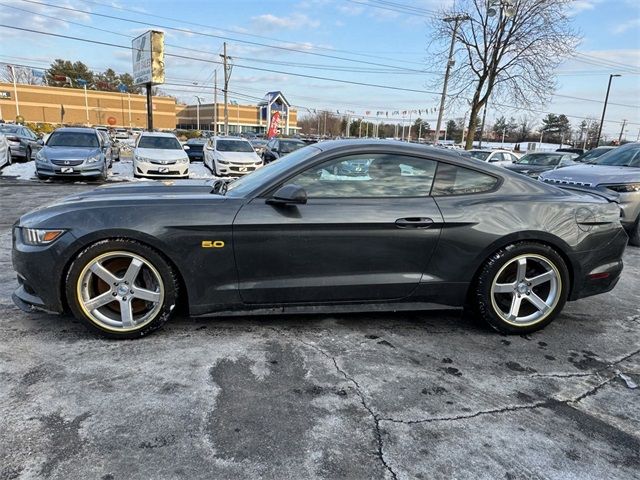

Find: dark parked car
261;138;306;163
185;138;206;161
34;127;110;180
573;146;616;163
0;124;43;161
13;140;626;339
556;148;584;155
250;139;268;156
540;142;640;245
504;152;577;178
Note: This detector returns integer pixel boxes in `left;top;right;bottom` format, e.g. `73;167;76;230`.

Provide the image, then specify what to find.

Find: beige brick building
0;82;177;129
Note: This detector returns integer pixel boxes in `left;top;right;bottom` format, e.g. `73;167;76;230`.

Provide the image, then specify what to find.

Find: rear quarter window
432;163;499;196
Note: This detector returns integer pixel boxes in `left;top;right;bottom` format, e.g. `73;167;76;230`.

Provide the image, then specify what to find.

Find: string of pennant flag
304;107;440;118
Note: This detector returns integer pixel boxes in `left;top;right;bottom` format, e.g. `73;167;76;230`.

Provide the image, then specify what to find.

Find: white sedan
204;137;263;176
133;132;190;178
0;133;10;170
469;149;520;166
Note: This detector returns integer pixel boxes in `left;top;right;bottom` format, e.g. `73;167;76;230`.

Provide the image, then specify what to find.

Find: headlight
135;155;151;162
35;151;48;163
87;154;102;163
21;228;65;246
177;157;189;164
215;157;228;164
605;183;640;193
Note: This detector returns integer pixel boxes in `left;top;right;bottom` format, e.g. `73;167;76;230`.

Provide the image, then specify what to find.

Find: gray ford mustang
12;140;627;338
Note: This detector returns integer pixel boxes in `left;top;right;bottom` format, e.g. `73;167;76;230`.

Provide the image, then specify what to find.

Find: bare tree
428;0;579;149
0;64;44;85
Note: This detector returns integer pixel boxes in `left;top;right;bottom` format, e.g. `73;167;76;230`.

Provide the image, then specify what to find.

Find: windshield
280;140;306;153
47;131;99;148
216;139;254;152
515;153;562;166
137;136;182;150
469;151;490;161
0;125;21;134
578;148;613;163
227;145;321;197
594;144;640;167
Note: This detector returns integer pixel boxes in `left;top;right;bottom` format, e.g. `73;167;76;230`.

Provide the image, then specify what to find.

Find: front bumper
36;161;104;177
11;227;77;314
214;160;262;176
135;161;189;178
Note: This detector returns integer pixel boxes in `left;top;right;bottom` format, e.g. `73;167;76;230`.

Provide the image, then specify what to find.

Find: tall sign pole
213;69;218;135
132;30;165;131
220;43;233;136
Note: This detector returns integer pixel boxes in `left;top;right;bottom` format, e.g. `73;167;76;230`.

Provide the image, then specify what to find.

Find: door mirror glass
267;184;307;205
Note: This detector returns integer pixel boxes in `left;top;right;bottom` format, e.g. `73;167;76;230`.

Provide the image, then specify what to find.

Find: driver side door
232;152;444;304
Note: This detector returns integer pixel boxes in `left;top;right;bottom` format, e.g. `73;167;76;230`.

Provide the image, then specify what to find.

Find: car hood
135;148;188;160
42;146;101;159
215;151;261;162
539;164;640;186
17;180;227;227
505;164;556;173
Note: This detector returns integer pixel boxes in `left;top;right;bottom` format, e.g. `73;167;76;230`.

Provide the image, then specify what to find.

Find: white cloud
251;13;320;30
612;18;640;35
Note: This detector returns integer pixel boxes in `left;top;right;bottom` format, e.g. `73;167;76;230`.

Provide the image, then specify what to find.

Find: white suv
204;137;263;176
133;132;190;178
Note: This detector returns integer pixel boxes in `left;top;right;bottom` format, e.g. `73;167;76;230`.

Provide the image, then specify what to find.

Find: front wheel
473;242;569;334
65;240;179;339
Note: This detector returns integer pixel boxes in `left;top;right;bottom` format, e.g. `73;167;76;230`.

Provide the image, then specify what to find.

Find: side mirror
266;184;307;206
183;145;190;150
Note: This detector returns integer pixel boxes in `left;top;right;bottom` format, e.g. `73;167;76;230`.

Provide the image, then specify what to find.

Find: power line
16;0;426;73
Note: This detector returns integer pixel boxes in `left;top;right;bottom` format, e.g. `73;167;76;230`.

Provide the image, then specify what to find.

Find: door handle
395;217;434;229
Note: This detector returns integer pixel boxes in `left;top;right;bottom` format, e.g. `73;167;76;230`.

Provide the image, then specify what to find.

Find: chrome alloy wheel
490;254;561;326
76;251;164;332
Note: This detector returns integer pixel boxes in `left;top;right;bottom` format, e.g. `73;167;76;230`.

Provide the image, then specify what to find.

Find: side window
509;153;518;162
559;156;574;166
490;153;504;162
432;163;498;196
288;154;437;198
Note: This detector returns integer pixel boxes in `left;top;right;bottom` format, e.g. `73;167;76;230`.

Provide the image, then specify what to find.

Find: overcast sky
0;0;638;138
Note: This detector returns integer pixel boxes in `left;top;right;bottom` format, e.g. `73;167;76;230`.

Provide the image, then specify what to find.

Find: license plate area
60;167;74;173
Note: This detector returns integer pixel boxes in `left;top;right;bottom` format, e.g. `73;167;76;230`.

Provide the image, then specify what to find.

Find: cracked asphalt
1;180;639;480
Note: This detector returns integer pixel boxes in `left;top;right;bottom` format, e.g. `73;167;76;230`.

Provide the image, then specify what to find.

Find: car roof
215;136;250;141
312;139;470;161
53;127;98;134
139;131;177;138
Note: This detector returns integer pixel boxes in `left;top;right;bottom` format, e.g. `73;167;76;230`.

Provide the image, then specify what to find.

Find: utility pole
213;69;218;135
478;98;489;148
618;119;627;143
597;74;621;146
220;42;233;136
434;14;468;144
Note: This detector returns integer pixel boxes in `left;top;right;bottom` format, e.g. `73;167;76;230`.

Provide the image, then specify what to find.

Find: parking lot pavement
1;181;638;480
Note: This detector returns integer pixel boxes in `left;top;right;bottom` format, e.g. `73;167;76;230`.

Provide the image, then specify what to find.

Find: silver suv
539;142;640;245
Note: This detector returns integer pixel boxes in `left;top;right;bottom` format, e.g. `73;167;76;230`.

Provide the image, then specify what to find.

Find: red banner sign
267;111;281;139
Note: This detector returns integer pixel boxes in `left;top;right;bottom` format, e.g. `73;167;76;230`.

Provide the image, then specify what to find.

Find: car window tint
289;154;437;198
432;163;498;196
491;153;504;162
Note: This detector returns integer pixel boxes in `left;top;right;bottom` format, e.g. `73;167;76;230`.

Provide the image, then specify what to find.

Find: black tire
473;242;569;334
65;239;179;339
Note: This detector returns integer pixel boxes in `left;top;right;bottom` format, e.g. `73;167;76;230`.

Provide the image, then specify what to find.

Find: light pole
596;74;621;147
194;96;204;131
75;78;90;125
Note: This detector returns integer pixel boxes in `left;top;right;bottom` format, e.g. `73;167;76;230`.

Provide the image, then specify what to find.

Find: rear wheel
473;242;569;334
66;240;179;339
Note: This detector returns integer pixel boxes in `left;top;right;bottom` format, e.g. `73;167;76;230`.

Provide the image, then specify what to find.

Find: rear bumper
568;227;628;301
